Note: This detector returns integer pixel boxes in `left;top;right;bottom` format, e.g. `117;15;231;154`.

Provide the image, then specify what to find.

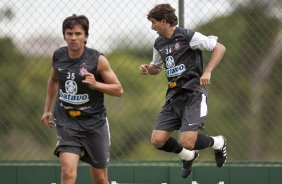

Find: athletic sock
157;137;196;161
157;137;183;153
194;134;214;150
178;148;195;161
211;136;224;150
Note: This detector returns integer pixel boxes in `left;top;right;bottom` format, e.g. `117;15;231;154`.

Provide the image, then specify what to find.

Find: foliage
196;3;281;160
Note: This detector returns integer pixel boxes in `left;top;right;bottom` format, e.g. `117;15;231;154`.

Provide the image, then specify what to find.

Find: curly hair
147;4;178;26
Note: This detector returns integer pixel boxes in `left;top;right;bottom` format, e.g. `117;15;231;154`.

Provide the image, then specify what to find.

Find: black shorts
54;119;110;168
155;90;208;132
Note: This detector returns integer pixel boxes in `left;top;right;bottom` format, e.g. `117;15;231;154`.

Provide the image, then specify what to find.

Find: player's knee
93;175;108;184
61;167;77;183
151;136;166;149
179;139;196;150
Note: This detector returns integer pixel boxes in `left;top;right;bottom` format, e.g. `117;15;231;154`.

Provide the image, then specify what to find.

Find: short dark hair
147;4;178;26
62;14;89;36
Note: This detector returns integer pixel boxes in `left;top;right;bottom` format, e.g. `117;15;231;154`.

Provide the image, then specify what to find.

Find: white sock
178;148;195;161
212;136;224;150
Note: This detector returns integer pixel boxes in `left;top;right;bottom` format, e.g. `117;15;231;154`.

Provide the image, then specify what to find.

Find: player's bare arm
140;64;161;75
82;55;123;97
200;42;226;86
41;69;58;128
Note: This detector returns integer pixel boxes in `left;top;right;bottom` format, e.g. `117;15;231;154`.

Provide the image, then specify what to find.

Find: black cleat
181;151;199;178
214;136;227;167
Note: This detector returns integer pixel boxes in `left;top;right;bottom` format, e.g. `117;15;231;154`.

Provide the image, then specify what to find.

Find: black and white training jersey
52;46;106;130
151;27;217;99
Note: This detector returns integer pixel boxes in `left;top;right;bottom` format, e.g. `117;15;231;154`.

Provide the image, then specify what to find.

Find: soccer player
41;15;123;184
140;4;227;178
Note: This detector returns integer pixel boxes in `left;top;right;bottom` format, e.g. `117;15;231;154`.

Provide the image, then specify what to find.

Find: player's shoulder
154;36;163;44
84;46;102;57
53;46;67;56
52;46;68;62
176;27;195;37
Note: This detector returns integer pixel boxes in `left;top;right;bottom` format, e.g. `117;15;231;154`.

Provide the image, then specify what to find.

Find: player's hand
140;64;149;75
82;72;98;89
200;72;211;86
41;112;55;128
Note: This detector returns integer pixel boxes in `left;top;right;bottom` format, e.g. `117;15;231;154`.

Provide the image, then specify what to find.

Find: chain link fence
0;0;281;163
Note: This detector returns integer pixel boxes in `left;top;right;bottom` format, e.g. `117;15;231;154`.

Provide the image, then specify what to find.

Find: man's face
150;18;165;36
64;25;88;51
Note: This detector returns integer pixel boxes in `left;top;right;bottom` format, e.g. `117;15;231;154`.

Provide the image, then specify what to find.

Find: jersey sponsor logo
165;56;186;77
65;80;77;94
69;110;81;117
165;64;186;77
165;56;175;68
59;80;89;105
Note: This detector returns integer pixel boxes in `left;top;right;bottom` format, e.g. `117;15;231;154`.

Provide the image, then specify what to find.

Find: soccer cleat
214;135;227;167
181;150;199;178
